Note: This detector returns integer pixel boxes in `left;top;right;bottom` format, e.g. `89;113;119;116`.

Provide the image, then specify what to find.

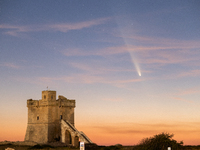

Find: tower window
37;116;39;120
51;95;53;99
44;95;46;99
60;115;62;120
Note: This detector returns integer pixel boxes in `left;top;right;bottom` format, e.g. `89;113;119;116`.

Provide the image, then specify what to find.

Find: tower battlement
27;91;75;107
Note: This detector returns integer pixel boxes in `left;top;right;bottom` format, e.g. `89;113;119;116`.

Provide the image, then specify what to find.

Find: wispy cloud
61;44;200;81
173;97;194;104
177;70;200;78
12;72;144;89
60;37;200;81
61;36;200;63
48;17;110;32
66;62;144;85
176;86;200;96
0;62;21;69
37;74;143;85
0;24;45;36
89;121;200;136
0;18;110;36
39;75;104;84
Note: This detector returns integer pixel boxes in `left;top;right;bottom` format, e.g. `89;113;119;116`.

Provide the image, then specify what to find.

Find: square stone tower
24;90;75;143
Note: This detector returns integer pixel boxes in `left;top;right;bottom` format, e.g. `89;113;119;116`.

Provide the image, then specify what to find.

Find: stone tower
24;90;75;143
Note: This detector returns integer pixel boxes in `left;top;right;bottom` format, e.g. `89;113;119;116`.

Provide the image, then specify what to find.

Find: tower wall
25;103;49;143
58;95;75;126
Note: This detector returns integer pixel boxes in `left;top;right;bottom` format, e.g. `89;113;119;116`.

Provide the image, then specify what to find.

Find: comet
138;72;141;77
113;16;142;77
128;48;142;77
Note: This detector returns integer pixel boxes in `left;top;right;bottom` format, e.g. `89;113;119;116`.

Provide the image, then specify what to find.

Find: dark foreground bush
97;144;123;150
29;144;54;149
85;143;99;150
134;133;183;150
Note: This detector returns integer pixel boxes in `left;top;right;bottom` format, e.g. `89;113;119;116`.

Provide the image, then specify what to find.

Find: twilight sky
0;0;200;145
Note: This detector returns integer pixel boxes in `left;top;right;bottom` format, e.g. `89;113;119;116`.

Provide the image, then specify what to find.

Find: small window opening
44;95;46;99
60;115;62;120
51;95;53;99
37;116;39;120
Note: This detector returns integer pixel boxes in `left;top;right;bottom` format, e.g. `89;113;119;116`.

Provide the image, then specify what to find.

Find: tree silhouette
135;133;183;150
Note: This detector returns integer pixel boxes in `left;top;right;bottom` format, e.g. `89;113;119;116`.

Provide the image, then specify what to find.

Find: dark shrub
135;133;183;150
29;144;54;149
85;143;99;150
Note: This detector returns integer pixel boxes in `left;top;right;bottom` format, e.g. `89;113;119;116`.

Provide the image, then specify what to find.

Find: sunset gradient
0;0;200;146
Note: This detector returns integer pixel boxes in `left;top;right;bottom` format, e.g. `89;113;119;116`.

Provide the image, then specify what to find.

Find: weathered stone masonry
24;90;92;146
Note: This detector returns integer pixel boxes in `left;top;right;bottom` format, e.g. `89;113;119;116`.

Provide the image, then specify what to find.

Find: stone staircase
61;119;93;146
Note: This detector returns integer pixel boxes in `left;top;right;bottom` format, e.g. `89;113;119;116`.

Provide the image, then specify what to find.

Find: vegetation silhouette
3;133;200;150
134;133;183;150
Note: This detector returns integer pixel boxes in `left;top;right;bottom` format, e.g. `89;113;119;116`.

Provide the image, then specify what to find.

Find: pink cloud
0;17;110;36
173;97;194;103
0;62;21;69
48;17;110;32
61;40;200;69
0;24;44;36
176;86;200;96
125;35;200;49
177;70;200;78
37;74;143;85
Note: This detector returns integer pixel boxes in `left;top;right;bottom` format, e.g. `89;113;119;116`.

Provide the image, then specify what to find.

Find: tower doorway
65;130;71;144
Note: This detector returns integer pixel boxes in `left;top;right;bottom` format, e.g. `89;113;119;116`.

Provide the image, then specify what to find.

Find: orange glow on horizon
1;117;200;146
77;122;200;146
1;124;200;146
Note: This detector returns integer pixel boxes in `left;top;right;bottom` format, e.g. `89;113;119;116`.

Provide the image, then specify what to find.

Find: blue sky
0;0;200;145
